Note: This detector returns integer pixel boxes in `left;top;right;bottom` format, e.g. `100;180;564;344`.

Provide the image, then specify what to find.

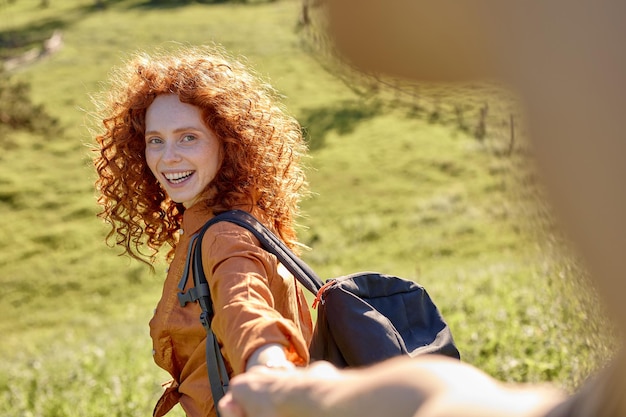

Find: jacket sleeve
200;222;310;375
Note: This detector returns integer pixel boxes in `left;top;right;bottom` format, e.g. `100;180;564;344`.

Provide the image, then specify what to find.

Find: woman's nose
162;142;181;163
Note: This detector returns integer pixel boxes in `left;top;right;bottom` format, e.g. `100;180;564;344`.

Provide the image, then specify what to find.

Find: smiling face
145;94;221;208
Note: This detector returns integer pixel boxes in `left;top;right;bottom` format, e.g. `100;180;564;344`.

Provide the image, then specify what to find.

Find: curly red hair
92;45;309;264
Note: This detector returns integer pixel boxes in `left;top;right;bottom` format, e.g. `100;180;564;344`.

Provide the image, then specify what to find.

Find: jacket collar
180;202;214;237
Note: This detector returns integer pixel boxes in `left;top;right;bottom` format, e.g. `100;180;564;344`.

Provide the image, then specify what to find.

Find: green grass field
0;1;617;416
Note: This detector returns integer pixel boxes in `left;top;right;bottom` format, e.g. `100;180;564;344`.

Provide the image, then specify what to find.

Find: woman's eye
146;137;162;145
182;134;196;142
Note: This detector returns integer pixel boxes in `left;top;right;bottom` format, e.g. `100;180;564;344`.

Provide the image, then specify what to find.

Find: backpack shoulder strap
195;210;324;295
191;224;229;412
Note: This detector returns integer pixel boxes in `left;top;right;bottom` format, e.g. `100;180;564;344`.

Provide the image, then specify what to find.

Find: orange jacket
150;204;313;417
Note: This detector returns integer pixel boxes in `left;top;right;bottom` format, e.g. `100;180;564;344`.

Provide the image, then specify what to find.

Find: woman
92;45;313;417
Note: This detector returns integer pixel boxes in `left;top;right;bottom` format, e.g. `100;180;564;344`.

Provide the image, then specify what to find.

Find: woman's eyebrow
144;127;201;137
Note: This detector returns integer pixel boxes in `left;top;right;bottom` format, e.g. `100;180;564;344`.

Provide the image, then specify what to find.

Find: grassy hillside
0;1;616;416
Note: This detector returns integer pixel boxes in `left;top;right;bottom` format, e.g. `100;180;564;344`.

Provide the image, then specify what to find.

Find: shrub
0;68;60;145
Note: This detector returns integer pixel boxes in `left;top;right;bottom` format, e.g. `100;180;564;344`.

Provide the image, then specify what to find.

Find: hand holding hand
219;361;341;417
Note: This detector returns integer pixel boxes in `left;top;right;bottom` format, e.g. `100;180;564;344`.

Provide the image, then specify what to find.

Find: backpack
177;210;460;413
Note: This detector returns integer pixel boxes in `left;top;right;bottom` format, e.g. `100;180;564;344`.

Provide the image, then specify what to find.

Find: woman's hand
245;343;295;372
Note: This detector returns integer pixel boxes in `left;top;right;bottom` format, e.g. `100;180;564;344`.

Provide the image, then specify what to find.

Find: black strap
193;227;229;413
197;210;324;294
177;235;198;293
205;328;229;412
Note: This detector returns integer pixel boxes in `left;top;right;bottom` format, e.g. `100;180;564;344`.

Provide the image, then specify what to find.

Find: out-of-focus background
0;1;617;416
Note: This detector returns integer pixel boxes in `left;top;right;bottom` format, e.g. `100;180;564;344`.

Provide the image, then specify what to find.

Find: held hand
219;361;342;417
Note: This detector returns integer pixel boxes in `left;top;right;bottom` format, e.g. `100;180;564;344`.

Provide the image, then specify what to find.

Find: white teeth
164;171;193;184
